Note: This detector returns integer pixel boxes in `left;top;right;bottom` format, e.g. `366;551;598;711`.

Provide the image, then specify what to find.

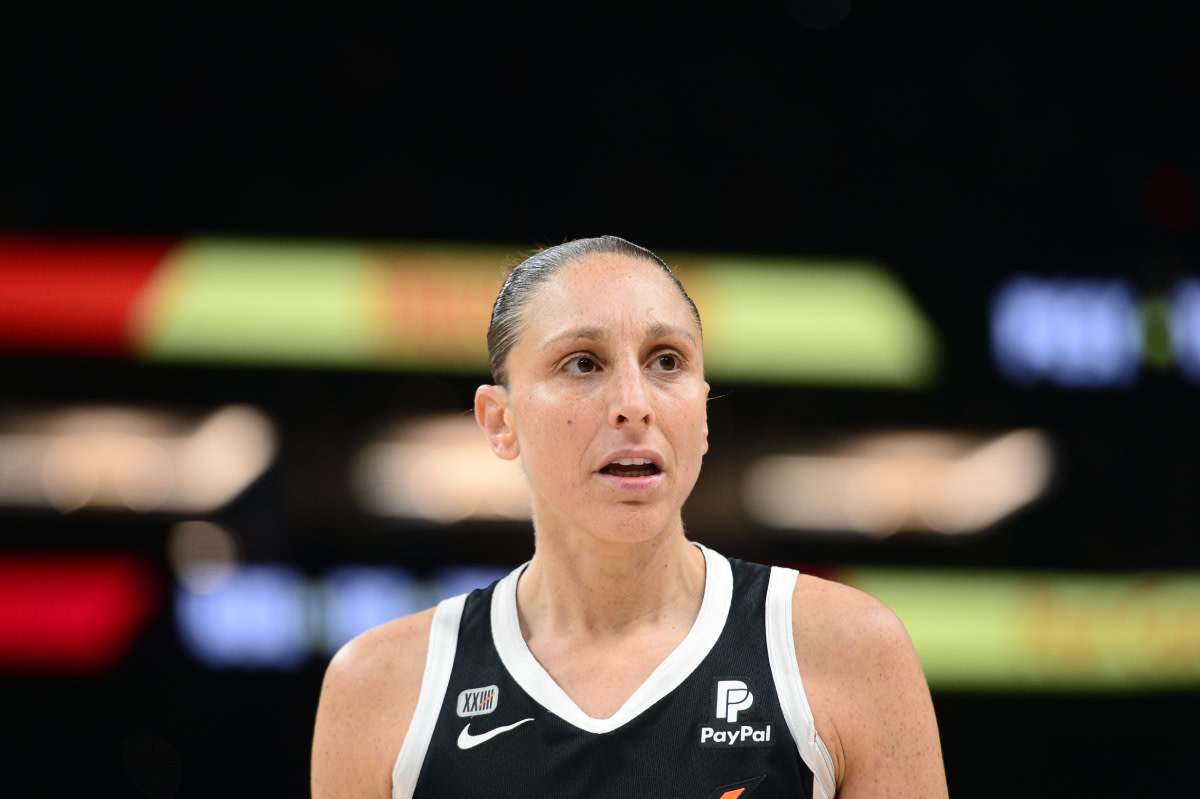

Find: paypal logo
716;679;754;723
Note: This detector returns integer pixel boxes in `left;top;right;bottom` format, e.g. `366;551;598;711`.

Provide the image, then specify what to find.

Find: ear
475;384;520;461
701;381;710;455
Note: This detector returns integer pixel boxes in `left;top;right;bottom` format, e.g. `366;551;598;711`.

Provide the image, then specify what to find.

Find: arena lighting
171;557;1200;688
680;258;938;387
0;235;172;355
352;414;531;523
166;520;242;593
844;567;1200;692
991;273;1200;388
0;404;276;513
0;553;160;674
1;236;939;387
175;563;509;669
135;239;500;370
1169;278;1200;383
175;565;309;669
991;275;1142;388
741;429;1054;536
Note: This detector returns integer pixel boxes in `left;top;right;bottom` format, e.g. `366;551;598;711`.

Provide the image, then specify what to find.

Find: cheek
528;402;587;450
516;388;594;464
669;393;709;453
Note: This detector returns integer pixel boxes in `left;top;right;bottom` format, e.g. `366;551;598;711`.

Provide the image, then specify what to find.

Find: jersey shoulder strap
765;565;837;799
391;593;467;799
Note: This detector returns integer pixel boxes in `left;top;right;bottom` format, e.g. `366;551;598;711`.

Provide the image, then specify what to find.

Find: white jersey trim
766;566;837;799
491;543;733;735
391;593;466;799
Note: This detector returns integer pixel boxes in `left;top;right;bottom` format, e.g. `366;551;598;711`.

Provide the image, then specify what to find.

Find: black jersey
392;545;835;799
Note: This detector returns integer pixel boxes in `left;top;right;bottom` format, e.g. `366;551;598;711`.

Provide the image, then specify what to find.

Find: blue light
1170;279;1200;384
323;566;421;652
176;565;309;669
991;276;1142;389
430;565;511;601
175;562;517;669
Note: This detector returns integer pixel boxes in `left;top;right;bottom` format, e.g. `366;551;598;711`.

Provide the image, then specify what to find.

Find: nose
609;361;653;427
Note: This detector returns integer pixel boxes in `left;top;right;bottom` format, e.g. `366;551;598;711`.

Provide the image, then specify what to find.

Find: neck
516;520;706;636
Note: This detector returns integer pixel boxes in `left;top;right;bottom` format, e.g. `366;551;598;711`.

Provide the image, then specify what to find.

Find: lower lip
596;471;665;492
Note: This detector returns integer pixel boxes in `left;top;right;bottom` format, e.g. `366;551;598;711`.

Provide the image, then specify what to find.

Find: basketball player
311;236;948;798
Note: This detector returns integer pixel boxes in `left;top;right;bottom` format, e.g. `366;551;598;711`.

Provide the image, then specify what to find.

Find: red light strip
0;235;174;355
0;553;161;674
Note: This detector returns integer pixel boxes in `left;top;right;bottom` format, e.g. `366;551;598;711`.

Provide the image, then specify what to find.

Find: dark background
3;2;1199;796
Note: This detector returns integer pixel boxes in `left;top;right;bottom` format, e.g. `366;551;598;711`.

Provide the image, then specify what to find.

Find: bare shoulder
791;574;914;667
791;574;948;799
311;608;437;799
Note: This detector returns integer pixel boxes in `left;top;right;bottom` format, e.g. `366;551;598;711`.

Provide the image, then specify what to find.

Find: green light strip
130;239;938;386
845;567;1200;692
685;258;938;387
136;239;380;366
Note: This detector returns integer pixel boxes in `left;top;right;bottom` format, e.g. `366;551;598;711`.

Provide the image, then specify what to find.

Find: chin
531;489;687;546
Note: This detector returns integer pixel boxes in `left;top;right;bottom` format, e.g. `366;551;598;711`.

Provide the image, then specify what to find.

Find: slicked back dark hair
486;235;702;386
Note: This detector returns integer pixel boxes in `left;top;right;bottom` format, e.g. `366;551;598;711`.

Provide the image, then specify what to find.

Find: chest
418;632;807;799
525;626;690;718
411;574;813;798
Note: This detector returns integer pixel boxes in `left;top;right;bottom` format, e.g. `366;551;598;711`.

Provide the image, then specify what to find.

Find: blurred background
2;2;1199;796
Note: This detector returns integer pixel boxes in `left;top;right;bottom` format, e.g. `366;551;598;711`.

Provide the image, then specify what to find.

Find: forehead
523;252;698;338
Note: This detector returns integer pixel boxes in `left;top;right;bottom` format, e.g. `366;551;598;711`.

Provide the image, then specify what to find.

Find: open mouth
599;458;660;478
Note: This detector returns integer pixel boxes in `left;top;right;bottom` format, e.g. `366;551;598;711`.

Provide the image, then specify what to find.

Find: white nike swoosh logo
456;718;534;750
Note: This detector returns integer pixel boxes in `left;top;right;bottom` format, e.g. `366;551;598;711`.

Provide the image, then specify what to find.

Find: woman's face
478;252;709;547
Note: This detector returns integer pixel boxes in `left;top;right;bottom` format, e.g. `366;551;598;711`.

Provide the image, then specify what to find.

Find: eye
564;356;598;374
652;354;680;371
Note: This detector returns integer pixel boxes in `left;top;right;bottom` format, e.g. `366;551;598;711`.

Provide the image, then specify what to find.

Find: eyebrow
537;323;699;352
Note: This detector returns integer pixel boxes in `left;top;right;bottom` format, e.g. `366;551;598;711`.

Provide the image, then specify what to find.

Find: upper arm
311;609;434;799
794;578;948;799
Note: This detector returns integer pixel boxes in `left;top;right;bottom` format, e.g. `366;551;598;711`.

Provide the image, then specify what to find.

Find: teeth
613;458;653;466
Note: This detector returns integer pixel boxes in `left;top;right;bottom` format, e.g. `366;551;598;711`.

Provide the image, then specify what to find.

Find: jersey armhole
391;593;466;799
766;567;838;799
